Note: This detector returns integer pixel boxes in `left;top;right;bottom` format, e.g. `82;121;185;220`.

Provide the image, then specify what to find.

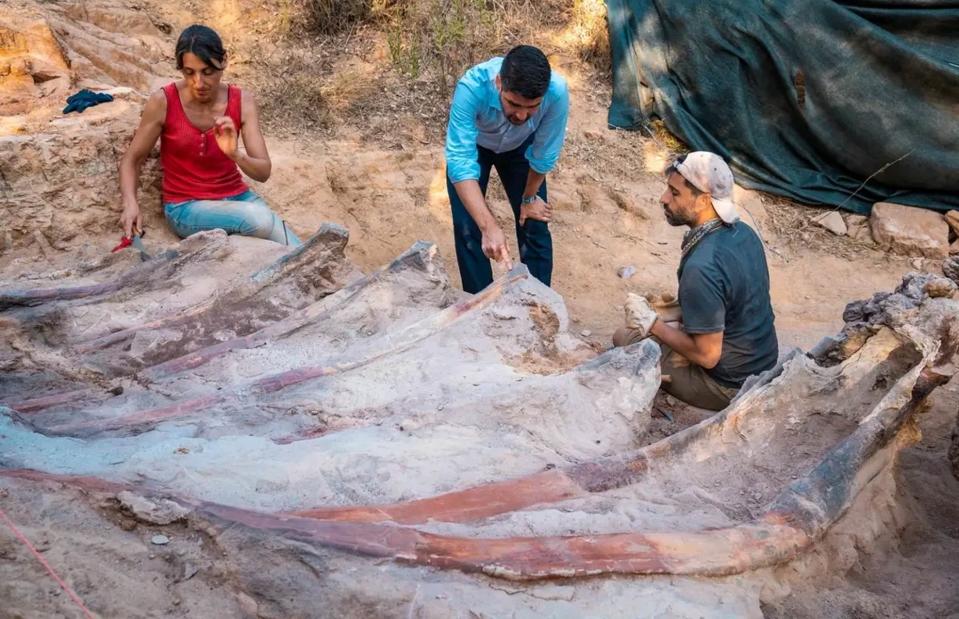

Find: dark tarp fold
607;0;959;213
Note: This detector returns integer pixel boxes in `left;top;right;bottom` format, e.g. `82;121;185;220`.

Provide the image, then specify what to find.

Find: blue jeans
163;190;302;246
447;135;552;294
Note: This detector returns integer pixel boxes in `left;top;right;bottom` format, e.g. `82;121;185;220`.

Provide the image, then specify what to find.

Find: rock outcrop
870;201;950;259
0;0;173;254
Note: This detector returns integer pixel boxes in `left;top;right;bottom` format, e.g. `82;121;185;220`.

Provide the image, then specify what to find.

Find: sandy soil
763;376;959;619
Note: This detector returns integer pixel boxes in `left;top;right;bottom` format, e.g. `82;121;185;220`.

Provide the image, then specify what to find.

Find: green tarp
607;0;959;214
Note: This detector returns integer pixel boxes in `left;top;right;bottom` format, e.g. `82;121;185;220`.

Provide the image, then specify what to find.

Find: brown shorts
613;328;739;411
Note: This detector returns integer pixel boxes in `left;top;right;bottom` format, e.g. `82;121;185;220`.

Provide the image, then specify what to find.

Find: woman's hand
119;201;142;238
213;116;239;160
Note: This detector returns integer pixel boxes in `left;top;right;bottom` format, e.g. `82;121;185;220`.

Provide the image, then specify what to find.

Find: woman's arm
119;90;166;236
215;90;271;182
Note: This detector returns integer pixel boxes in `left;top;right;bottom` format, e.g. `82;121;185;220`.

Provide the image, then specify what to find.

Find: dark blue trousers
446;139;553;294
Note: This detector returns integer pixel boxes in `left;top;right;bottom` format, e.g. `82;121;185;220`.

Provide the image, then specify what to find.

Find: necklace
681;218;726;260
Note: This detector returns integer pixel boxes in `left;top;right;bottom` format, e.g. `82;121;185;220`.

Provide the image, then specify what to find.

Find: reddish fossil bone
0;466;808;578
196;500;811;578
45;393;228;436
4;389;95;414
198;367;950;580
0;251;177;311
72;295;219;353
0;368;948;581
293;469;587;524
248;268;523;394
0;469;132;494
43;269;527;436
73;224;352;354
143;241;441;380
4;227;356;417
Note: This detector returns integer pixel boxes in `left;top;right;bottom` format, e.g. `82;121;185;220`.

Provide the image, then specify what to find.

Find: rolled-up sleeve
445;81;482;183
525;81;569;174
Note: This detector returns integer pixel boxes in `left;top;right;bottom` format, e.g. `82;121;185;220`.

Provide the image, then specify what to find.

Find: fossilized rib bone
0;230;245;313
2;270;956;584
143;241;444;379
194;359;951;580
6;389;95;415
0;357;939;581
0;249;178;310
1;226;359;414
74;224;355;362
38;267;527;436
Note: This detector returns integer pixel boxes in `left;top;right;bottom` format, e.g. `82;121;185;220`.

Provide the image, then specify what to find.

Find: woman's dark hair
175;25;226;70
500;45;551;100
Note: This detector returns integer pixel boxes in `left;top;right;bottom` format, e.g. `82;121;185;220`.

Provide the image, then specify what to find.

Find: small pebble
617;265;637;279
580;329;592;337
151;534;170;545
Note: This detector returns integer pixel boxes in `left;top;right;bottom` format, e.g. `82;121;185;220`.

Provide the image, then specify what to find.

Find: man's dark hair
665;154;703;195
500;45;551;99
175;25;226;70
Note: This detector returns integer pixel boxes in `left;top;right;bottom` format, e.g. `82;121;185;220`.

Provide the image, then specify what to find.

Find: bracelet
521;195;537;205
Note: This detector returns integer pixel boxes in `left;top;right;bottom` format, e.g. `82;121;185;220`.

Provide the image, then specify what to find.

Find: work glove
646;292;682;324
624;293;658;339
63;89;114;114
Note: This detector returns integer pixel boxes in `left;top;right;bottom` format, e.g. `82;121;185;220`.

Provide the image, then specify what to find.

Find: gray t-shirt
678;222;778;387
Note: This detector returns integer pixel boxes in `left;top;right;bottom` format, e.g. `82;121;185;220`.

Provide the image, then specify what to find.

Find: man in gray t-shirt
613;152;778;410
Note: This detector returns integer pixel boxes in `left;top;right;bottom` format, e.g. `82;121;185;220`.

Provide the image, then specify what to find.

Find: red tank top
160;83;248;203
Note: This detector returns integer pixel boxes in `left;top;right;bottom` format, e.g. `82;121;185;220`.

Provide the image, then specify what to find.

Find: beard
663;205;692;227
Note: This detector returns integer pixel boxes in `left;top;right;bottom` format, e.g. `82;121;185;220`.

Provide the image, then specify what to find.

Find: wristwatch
521;195;537;205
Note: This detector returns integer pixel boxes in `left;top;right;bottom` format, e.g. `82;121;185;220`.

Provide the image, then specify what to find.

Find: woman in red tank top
118;25;300;246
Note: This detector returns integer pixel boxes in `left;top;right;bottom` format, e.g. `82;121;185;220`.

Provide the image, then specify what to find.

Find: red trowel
111;228;152;261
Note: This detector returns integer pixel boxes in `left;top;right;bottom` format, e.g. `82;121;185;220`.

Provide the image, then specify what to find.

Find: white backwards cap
673;152;739;224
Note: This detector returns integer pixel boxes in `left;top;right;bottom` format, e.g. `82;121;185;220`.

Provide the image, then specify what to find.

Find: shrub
385;0;500;93
298;0;390;35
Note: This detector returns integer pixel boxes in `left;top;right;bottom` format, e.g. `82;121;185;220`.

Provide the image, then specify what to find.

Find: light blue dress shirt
445;57;570;183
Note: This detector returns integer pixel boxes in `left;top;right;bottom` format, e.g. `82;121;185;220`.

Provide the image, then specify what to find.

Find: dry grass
291;0;393;35
242;0;615;140
256;52;337;132
559;0;610;72
377;0;611;94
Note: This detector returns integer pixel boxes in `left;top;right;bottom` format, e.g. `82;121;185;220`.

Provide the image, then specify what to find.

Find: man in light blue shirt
445;45;569;292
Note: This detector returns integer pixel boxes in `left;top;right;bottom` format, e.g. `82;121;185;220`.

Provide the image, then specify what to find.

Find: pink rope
0;507;95;619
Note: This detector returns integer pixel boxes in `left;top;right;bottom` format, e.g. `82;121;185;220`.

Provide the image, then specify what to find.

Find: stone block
813;211;847;235
946;210;959;238
869;202;949;259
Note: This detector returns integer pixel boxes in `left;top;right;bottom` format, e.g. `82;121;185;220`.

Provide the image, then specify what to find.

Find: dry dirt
2;0;958;617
